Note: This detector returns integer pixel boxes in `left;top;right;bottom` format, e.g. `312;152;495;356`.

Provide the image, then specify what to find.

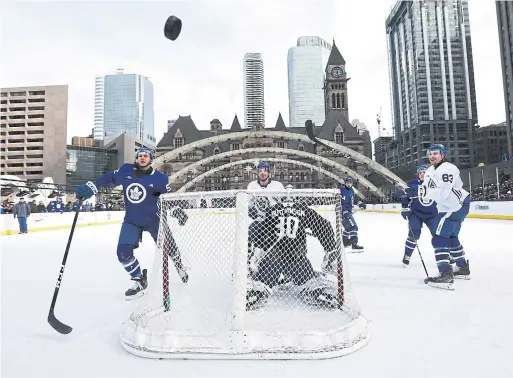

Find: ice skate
348;236;364;253
125;269;148;300
454;260;471;280
402;255;410;268
426;270;454;291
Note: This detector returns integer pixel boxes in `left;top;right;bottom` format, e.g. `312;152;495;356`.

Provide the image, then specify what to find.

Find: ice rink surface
1;212;513;378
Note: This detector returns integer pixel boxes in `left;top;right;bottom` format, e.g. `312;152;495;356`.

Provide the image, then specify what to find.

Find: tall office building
386;0;478;170
243;53;265;128
287;37;332;128
1;85;68;183
93;76;104;140
102;69;156;147
496;1;513;158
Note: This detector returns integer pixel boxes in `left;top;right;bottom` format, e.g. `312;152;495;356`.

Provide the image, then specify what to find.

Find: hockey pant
428;196;471;273
403;214;438;263
341;213;358;246
117;221;181;279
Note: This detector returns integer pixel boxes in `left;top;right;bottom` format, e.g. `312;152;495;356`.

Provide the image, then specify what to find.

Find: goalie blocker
119;189;370;360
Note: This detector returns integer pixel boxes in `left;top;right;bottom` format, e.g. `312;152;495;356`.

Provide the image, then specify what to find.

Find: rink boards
1;200;512;236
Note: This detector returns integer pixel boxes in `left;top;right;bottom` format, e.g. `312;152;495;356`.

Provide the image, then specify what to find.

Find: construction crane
376;107;383;137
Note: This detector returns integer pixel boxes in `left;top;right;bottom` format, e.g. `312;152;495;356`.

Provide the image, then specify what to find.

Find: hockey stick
47;200;82;334
396;188;429;283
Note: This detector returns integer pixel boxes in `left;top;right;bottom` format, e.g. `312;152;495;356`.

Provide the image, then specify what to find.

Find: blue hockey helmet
344;177;354;185
135;147;155;160
416;164;430;173
427;144;447;157
257;161;270;172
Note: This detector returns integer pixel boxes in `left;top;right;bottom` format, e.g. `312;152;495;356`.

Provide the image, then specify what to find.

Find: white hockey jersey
422;162;469;213
247;179;285;191
247;179;285;209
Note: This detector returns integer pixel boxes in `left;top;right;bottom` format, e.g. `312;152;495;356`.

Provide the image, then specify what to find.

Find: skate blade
402;263;409;268
125;289;147;301
427;281;455;291
347;249;365;254
455;275;471;280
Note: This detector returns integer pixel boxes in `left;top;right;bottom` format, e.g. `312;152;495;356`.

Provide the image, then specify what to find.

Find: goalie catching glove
171;207;188;226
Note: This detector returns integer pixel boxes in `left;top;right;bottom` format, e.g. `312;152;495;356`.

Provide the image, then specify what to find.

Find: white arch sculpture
167;146;383;197
152;130;406;188
177;157;365;199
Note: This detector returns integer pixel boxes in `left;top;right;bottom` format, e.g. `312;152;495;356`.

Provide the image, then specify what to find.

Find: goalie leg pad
246;280;273;310
299;275;339;308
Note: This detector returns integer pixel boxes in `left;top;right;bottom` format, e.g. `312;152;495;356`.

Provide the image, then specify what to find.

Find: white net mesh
119;189;370;359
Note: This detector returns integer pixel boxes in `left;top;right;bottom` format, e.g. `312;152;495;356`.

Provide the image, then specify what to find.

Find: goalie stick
47;200;82;334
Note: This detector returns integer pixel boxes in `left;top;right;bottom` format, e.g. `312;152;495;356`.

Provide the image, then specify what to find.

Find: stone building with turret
155;41;373;193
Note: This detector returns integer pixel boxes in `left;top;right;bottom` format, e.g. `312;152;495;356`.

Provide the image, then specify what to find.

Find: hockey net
119;189;370;359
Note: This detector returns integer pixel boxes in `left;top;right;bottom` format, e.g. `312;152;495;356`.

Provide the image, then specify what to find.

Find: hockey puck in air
164;15;182;41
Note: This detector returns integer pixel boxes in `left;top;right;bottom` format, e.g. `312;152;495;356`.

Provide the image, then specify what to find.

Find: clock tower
324;40;350;119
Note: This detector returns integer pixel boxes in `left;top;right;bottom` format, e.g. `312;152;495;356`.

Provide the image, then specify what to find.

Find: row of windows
1;98;44;104
0;106;45;112
1;90;45;97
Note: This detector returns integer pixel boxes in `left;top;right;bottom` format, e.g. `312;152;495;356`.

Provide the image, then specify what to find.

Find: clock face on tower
331;66;344;78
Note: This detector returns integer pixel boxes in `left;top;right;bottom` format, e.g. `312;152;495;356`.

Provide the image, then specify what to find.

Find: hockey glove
321;250;338;275
406;186;418;199
171;207;188;226
401;206;411;220
75;181;97;200
358;201;367;210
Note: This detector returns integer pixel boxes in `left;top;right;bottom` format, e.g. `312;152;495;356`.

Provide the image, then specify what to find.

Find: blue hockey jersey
92;163;171;227
340;186;361;214
402;179;438;220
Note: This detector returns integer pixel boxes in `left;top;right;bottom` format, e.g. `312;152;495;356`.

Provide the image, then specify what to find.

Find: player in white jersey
420;144;471;290
246;161;287;306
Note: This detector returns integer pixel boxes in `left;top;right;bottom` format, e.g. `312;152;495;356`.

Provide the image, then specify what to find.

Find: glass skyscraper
386;0;478;169
102;69;156;147
287;37;332;128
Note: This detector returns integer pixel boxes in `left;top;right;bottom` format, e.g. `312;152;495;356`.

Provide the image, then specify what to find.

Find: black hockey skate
426;270;454;291
349;237;364;253
454;260;471;280
125;269;148;300
402;255;410;268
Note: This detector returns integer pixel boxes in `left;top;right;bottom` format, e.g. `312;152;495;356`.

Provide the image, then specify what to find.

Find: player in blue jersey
74;147;189;300
420;144;471;290
400;165;439;267
340;177;366;253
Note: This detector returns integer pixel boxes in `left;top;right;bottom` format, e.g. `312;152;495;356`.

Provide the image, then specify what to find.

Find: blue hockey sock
404;237;416;259
432;235;452;273
343;230;351;244
449;237;467;268
122;256;142;278
117;244;142;278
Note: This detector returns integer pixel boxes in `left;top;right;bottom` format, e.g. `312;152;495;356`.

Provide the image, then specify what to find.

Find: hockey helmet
136;147;155;160
344;177;354;185
426;144;446;157
257;161;270;172
416;164;430;173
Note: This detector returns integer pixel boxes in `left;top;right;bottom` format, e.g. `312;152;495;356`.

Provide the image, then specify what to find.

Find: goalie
246;194;340;310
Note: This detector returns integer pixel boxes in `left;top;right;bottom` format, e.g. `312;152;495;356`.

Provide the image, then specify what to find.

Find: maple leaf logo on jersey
125;183;147;204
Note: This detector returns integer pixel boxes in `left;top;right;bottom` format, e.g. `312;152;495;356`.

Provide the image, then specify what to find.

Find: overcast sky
0;0;504;145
